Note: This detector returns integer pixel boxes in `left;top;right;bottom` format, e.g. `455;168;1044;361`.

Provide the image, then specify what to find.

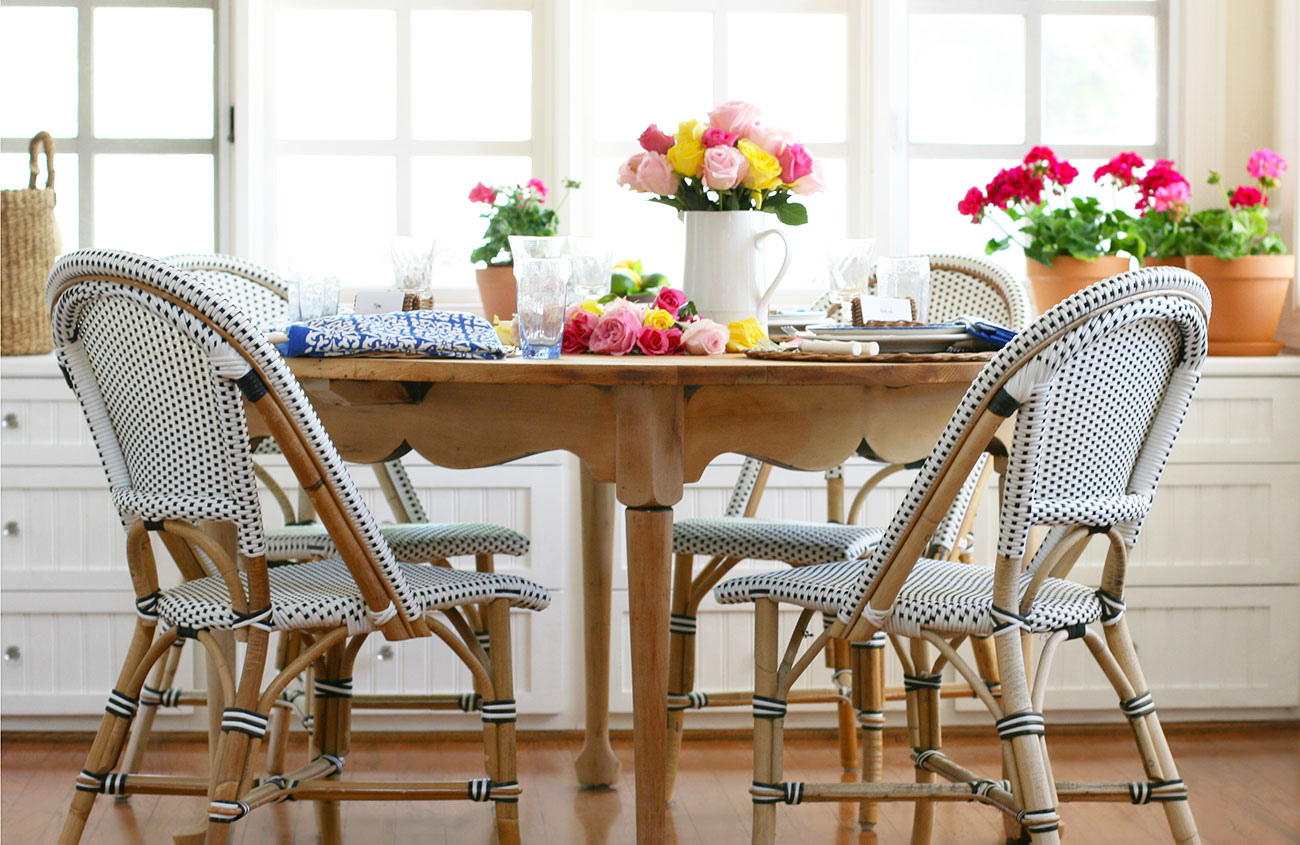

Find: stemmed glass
567;237;614;302
390;236;437;299
876;255;932;322
826;239;876;321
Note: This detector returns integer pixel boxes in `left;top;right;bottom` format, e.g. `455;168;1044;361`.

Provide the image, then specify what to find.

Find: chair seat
266;522;530;562
158;558;550;634
715;558;1101;638
673;517;884;564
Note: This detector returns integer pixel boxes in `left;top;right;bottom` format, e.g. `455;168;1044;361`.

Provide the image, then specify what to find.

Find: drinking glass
876;255;932;322
567;236;614;301
513;255;570;359
507;235;567;262
286;260;341;322
390;236;437;297
826;239;876;318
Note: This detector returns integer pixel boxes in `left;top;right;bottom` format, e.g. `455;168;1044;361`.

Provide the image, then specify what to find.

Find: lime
641;272;669;290
610;268;640;296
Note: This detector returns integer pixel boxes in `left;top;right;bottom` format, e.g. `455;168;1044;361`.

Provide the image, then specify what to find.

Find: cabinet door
0;377;100;466
1173;376;1300;463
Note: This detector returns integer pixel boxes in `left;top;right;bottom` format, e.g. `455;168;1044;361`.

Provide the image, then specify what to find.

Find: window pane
0;152;79;252
94;8;214;139
593;13;713;142
411;156;533;290
593;156;688;287
767;157;849;306
727;14;846;142
908;158;1026;278
275;10;396;140
94;154;213;255
274;155;396;289
1043;15;1157;144
0;7;78;138
412;12;531;141
909;15;1025;144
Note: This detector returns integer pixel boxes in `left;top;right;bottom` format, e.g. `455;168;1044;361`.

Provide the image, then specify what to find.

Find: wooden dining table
281;352;986;844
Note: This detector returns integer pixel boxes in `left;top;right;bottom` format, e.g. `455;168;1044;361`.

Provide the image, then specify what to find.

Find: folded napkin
276;310;506;359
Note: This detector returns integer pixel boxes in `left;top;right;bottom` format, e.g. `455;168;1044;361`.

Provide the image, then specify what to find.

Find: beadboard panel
1168;376;1300;464
0;377;101;467
953;585;1300;713
0;590;565;717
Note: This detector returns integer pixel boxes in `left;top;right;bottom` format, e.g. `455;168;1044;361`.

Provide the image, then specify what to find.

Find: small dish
803;323;969;352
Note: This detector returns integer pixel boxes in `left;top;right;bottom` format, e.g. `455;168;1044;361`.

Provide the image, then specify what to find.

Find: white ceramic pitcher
680;211;791;331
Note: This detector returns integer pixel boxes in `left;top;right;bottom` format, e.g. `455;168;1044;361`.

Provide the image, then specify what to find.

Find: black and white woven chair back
47;249;422;622
166;253;291;331
837;266;1210;624
921;253;1032;330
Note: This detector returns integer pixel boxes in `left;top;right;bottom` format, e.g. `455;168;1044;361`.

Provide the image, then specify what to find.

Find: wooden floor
3;725;1298;844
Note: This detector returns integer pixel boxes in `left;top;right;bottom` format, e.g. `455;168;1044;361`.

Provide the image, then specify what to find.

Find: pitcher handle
754;228;792;324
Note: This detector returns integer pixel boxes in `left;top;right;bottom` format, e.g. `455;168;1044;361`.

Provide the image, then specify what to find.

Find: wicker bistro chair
665;254;1031;789
713;266;1209;844
114;253;532;784
49;250;550;844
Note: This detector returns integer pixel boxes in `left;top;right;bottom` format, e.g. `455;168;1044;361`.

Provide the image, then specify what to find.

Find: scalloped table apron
254;353;990;844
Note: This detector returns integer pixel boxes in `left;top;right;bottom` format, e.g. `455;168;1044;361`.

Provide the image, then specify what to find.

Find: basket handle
28;132;55;190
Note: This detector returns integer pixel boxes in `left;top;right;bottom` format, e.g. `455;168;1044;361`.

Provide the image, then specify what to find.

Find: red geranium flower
1229;185;1267;208
1136;159;1189;214
1094;152;1146;187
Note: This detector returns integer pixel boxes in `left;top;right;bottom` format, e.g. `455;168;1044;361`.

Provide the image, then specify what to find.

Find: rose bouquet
616;100;825;225
469;178;581;267
958;146;1146;265
562;287;734;356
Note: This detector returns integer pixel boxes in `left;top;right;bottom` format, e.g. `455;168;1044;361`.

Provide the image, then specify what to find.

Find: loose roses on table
562;287;745;356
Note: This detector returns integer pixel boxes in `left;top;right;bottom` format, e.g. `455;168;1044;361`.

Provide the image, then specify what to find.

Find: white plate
804;323;968;352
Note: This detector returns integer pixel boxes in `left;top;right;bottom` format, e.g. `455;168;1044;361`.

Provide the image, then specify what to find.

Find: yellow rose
492;316;518;346
675;120;706;145
668;139;705;177
644;308;676;330
725;317;768;352
578;299;603;315
738;139;782;191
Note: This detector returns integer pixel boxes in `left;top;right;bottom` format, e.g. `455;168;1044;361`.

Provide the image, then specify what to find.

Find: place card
354;290;408;314
854;295;914;322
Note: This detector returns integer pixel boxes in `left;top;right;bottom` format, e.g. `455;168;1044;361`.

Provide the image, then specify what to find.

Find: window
901;0;1168;275
248;1;541;297
0;1;225;256
574;0;865;306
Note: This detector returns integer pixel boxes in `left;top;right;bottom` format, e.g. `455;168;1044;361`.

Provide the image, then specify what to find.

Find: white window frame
0;0;231;253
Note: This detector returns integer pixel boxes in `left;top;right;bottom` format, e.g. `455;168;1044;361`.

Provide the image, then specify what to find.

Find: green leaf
985;237;1009;255
775;202;808;226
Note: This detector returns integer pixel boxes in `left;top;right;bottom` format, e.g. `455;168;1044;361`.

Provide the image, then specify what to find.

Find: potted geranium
958;146;1145;312
1116;148;1293;355
468;177;579;321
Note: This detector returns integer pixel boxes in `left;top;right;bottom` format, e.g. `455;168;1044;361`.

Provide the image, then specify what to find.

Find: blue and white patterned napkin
277;310;506;359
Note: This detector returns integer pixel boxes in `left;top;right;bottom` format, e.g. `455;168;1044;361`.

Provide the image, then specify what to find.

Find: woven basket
1;132;61;355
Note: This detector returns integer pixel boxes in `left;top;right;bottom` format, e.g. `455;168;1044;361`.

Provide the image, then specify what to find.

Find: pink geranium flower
526;178;547;198
1137;159;1189;214
469;182;497;204
1151;180;1191;214
1247;148;1287;180
638;124;675;155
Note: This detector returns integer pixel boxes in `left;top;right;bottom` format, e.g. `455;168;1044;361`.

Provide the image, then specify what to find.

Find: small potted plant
1117;148;1293;355
958;146;1145;312
469;178;579;321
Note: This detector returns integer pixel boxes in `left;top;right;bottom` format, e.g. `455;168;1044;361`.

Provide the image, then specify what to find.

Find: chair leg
751;599;782;845
852;635;886;830
118;638;187;797
831;638;859;772
993;630;1061;845
666;552;696;797
205;625;273;845
264;632;300;777
59;622;161;845
486;599;521;845
1101;618;1200;844
907;638;940;845
311;640;347;845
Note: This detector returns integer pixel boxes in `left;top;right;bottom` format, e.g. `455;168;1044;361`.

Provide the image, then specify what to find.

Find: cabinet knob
3;646;19;662
1;522;17;538
376;645;394;662
0;413;17;429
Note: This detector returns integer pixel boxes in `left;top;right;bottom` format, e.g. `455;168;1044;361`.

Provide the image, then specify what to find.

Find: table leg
625;505;673;842
574;462;621;788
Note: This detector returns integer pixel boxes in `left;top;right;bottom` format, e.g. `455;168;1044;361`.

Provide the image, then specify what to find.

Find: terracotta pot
1184;254;1296;356
1025;255;1132;314
1141;256;1187;269
475;265;517;322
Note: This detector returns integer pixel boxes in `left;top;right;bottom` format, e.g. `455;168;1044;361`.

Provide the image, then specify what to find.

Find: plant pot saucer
1207;340;1285;357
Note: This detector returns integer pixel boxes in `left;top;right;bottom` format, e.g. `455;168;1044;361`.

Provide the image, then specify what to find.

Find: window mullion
78;0;95;248
395;3;412;236
1024;5;1042;147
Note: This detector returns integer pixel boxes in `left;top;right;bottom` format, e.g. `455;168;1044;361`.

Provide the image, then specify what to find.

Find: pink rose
617;153;647;191
777;143;813;185
652;287;689;318
636;151;680;196
680;318;729;355
636;326;673;355
601;297;647;324
562;331;588;355
665;327;683;354
1151;180;1190;213
1247;148;1287;180
701;126;739;148
701;145;750;191
565;308;599;345
469;182;497;204
638;124;675;155
790;159;826;196
527;178;547;198
747;124;792;157
588;310;642;356
708;100;760;138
